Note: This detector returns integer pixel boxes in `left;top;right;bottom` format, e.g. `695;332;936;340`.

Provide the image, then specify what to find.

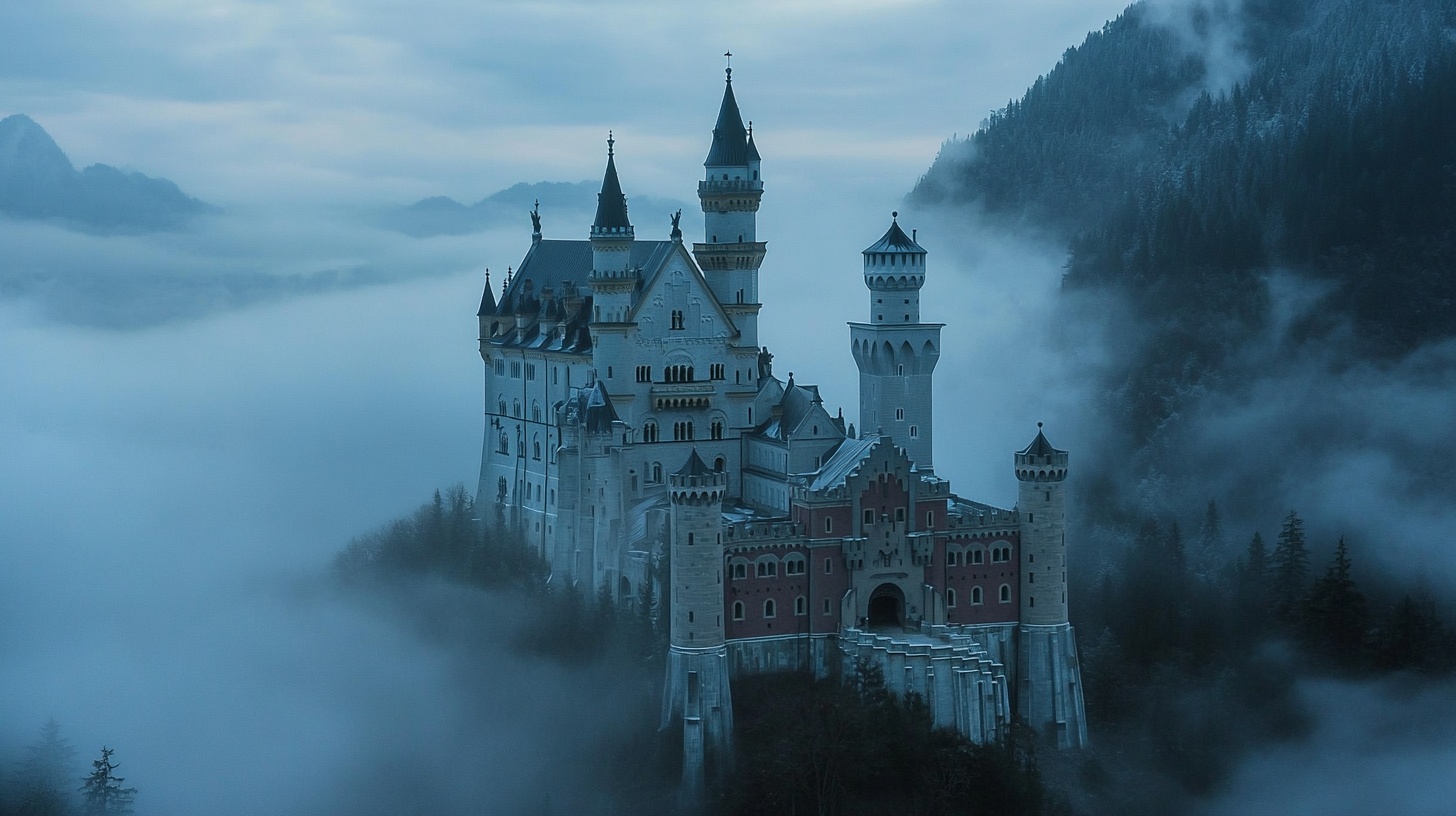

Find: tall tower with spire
661;449;734;797
589;133;637;325
693;55;767;350
1014;424;1088;749
849;214;941;470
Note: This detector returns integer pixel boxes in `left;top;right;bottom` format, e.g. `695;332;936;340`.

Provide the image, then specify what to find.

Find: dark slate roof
754;375;830;442
1019;427;1065;457
583;379;619;433
704;77;751;167
675;448;715;477
498;239;674;309
476;273;496;317
863;219;926;255
593;152;631;230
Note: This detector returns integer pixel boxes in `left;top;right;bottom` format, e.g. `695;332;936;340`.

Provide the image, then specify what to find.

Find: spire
674;448;715;477
1019;422;1066;457
704;64;751;167
476;268;496;316
592;131;632;233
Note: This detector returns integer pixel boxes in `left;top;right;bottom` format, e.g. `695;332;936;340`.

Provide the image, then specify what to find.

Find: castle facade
475;68;1087;789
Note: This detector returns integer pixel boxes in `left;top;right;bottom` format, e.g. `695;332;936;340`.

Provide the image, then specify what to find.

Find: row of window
729;555;830;580
730;596;827;620
945;546;1012;566
945;585;1011;607
858;508;935;527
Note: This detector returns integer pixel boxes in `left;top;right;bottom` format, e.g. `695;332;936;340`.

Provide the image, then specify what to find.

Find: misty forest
4;0;1456;814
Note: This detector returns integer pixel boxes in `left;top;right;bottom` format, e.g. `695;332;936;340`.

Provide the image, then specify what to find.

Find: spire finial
748;120;753;138
607;131;614;157
1038;421;1044;429
725;50;732;81
892;211;898;220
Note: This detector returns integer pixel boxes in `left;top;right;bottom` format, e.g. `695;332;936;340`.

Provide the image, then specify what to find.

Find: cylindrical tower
1013;424;1088;749
661;449;734;799
848;214;941;470
1016;423;1069;624
589;133;638;325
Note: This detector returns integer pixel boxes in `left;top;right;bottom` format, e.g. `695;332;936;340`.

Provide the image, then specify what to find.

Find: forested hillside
912;0;1456;453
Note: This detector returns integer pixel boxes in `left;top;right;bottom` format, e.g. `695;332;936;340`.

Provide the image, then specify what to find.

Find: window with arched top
972;586;983;605
532;436;541;460
795;596;807;616
733;601;745;620
947;588;957;608
999;584;1011;603
532;402;541;422
732;562;747;580
763;599;776;618
652;462;662;483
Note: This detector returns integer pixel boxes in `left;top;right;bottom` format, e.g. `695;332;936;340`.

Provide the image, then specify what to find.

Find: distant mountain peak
0;113;214;233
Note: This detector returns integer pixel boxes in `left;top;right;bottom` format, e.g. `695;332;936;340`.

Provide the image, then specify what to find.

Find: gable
629;242;738;339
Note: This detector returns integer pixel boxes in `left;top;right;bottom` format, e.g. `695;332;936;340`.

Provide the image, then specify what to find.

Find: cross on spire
607;130;614;156
725;50;732;81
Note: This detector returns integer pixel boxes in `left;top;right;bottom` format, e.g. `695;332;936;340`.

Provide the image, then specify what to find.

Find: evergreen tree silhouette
77;748;135;816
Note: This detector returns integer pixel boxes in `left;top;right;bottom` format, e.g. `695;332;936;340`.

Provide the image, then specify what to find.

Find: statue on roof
670;209;682;240
530;200;542;234
757;346;773;379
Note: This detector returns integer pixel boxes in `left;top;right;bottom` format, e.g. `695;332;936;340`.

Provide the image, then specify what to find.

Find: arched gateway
867;583;906;630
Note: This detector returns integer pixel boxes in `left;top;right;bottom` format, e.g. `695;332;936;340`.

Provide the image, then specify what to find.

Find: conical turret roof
1019;424;1065;457
674;448;715;477
476;271;496;316
863;216;926;254
704;73;751;167
592;138;631;231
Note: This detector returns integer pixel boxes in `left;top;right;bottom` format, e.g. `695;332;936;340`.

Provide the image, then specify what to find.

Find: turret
1012;423;1087;749
862;212;928;324
589;133;637;325
693;58;767;348
661;448;734;797
1015;423;1068;626
670;449;728;648
849;215;942;470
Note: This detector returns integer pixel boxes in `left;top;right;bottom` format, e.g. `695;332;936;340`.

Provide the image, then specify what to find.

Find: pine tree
77;748;135;816
1271;511;1310;622
14;719;77;816
1301;537;1368;667
1194;499;1225;580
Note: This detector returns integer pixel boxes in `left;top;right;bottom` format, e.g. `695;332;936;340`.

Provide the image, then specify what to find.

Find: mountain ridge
0;114;217;233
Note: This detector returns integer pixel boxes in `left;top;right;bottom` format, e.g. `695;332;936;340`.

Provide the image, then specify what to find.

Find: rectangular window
824;558;832;574
895;507;905;523
926;510;934;528
526;364;536;381
495;360;504;376
823;598;832;614
863;509;874;525
511;361;521;378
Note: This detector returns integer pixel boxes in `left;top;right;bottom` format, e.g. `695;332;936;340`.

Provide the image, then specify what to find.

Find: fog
4;0;1455;813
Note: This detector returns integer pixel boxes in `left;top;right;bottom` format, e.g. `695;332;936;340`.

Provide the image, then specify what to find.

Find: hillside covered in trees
912;0;1456;456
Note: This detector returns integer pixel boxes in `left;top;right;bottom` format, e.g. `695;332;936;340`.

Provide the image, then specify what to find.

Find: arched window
947;588;957;607
756;560;778;578
784;557;805;576
795;596;807;616
532;436;541;460
714;456;726;471
947;550;958;567
999;584;1011;603
498;399;507;415
733;601;745;620
513;399;521;418
732;562;747;580
652;462;662;483
972;549;984;565
532;402;541;422
763;599;776;618
909;425;919;438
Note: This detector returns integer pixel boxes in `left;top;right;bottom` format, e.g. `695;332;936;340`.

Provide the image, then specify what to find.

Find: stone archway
867;583;906;630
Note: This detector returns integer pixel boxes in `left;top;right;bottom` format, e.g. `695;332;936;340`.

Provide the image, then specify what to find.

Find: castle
474;66;1088;790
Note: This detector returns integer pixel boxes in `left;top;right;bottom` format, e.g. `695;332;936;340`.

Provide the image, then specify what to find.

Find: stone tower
692;63;766;350
661;449;734;797
849;215;942;470
589;134;637;325
1014;425;1088;749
